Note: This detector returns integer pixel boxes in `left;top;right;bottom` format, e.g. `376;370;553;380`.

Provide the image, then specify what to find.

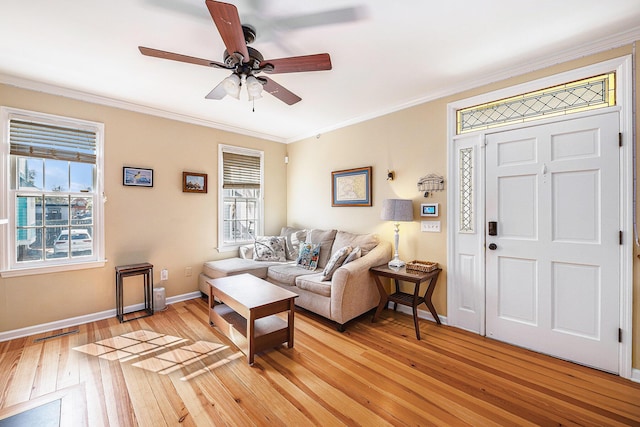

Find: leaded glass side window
459;147;474;233
457;73;615;134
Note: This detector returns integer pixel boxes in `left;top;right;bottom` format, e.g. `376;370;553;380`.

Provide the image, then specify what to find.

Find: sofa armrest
329;241;392;324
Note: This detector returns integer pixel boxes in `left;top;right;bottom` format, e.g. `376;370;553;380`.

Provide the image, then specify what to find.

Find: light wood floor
1;297;639;426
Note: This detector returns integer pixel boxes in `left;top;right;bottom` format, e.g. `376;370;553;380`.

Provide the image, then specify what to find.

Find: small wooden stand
370;264;442;340
115;263;154;323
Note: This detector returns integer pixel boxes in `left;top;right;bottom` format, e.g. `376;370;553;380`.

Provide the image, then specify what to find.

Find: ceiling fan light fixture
222;74;241;99
246;75;263;100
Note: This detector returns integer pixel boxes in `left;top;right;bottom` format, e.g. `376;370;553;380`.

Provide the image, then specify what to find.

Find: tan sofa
198;227;392;331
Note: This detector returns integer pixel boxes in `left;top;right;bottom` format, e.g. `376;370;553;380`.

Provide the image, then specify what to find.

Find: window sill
1;259;107;278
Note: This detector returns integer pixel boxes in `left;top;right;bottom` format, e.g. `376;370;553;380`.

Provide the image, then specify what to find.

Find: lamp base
388;257;406;268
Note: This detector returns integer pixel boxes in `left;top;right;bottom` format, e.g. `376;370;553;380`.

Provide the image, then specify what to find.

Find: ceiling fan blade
206;0;250;62
205;81;227;100
260;76;301;105
139;46;228;69
260;53;332;74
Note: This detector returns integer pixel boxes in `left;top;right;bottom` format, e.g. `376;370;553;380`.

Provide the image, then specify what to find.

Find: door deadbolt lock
488;221;498;236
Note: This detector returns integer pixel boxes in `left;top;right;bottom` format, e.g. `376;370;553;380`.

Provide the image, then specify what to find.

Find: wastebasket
153;287;166;312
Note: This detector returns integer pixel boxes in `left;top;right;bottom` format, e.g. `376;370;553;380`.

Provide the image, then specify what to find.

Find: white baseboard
392;304;448;325
632;368;640;383
0;291;202;343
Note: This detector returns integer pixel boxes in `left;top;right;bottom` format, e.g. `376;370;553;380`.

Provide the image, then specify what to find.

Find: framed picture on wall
331;166;372;207
183;172;208;193
123;167;153;187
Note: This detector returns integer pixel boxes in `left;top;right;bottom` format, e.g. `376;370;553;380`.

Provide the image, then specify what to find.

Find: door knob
488;243;497;250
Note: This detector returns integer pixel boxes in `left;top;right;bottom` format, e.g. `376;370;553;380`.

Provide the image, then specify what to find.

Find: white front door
485;112;620;373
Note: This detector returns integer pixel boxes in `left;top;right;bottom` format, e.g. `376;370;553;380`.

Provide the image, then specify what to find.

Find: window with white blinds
222;151;261;189
1;107;105;275
219;146;263;250
9;119;97;164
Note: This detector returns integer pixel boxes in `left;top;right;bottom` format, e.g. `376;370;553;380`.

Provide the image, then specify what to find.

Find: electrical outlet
421;221;441;232
185;267;192;277
160;269;168;281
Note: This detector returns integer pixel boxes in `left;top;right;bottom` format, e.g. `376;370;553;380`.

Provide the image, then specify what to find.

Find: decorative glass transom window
456;73;616;134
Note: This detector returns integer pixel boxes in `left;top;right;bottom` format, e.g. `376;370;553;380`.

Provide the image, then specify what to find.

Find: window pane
44;159;69;192
17;228;43;262
17;157;43;190
71;226;93;257
70;162;94;192
16;195;42;227
71;197;93;225
45;196;69;226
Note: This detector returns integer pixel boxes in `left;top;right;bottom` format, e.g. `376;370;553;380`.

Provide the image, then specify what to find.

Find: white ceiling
1;0;640;143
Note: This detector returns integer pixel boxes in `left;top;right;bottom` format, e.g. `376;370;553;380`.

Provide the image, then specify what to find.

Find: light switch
421;221;441;232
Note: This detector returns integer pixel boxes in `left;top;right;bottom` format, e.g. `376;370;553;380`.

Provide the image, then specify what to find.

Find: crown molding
0;74;287;143
286;25;640;143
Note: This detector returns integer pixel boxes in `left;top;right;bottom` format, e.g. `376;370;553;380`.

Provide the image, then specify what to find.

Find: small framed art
331;166;372;207
183;172;208;193
123;167;153;187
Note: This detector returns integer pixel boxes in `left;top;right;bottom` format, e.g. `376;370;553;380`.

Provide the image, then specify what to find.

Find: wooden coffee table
207;273;298;365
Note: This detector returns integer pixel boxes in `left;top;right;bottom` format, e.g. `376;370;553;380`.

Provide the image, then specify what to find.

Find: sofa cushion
280;226;307;261
321;245;352;281
296;273;332;297
332;231;379;256
342;246;362;265
296;242;321;270
253;236;287;261
306;229;337;268
203;258;274;279
267;264;317;286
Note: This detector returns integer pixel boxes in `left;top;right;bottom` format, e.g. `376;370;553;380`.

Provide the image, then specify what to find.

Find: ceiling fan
138;0;332;105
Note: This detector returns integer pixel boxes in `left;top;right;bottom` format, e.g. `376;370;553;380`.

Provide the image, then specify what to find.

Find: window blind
222;151;261;189
9;119;97;164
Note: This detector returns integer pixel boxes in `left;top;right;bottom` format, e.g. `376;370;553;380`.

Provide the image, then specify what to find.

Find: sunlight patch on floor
72;329;237;378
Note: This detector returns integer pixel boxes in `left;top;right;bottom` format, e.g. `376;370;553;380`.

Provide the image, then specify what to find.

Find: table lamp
380;199;414;268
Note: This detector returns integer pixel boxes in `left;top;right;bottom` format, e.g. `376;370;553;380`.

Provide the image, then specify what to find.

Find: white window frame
0;107;106;277
217;144;264;253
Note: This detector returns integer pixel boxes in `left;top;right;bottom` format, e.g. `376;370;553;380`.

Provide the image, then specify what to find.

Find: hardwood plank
31;335;61;398
2;339;42;407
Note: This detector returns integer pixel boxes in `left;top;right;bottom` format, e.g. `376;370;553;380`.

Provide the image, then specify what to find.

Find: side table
115;263;154;323
370;264;442;340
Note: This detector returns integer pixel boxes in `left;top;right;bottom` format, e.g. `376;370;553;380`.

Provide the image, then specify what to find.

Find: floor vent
34;329;79;342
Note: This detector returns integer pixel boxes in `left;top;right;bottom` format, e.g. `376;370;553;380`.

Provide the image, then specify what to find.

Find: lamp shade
222;74;241;99
380;199;413;222
246;75;263;100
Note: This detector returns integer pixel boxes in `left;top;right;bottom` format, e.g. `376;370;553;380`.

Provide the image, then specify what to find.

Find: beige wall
0;84;287;332
287;44;640;369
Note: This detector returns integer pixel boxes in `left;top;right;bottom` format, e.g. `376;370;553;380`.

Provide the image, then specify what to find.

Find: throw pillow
305;229;337;268
321;246;352;281
280;227;307;261
342;246;362;265
296;242;321;270
253;236;287;262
